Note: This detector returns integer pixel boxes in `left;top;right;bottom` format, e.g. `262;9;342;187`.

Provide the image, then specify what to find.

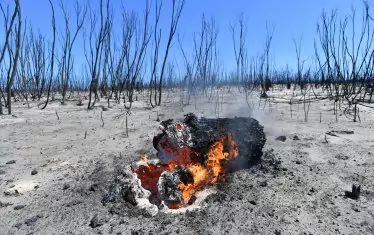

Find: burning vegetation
102;113;266;213
133;134;239;209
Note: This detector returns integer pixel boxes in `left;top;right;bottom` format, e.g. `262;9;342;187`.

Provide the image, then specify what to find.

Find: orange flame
133;134;238;208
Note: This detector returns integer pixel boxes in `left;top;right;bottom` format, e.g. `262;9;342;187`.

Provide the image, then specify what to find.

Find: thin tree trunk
7;1;22;115
0;93;2;115
41;0;56;110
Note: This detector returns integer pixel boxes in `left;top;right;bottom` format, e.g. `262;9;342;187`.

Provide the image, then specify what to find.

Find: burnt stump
103;113;266;210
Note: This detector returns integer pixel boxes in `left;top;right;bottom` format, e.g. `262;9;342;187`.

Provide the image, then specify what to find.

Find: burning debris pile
103;113;266;214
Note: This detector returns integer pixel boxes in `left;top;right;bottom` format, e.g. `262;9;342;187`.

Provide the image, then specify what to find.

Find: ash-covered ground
1;88;374;234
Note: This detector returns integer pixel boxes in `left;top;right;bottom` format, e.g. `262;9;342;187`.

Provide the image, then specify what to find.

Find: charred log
154;113;266;170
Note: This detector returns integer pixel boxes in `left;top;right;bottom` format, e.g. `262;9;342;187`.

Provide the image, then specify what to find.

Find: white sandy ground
0;87;373;234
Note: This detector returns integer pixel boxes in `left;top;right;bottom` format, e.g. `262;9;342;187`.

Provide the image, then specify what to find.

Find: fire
207;134;239;181
133;134;238;208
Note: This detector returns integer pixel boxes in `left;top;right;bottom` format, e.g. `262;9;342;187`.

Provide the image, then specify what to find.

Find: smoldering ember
102;113;266;213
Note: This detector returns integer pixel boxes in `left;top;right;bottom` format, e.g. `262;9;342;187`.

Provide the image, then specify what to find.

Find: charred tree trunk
0;91;2;115
41;0;56;110
6;1;22;115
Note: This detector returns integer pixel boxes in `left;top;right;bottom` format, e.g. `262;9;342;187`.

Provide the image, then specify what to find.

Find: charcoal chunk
345;184;361;200
6;160;16;165
157;170;183;203
89;214;105;228
25;215;43;226
275;136;287;142
121;185;137;206
13;205;26;210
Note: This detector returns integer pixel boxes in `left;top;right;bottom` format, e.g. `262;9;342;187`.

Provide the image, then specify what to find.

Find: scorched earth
0;89;374;235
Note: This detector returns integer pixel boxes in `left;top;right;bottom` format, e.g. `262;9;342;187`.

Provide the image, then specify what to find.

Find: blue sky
1;0;365;74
